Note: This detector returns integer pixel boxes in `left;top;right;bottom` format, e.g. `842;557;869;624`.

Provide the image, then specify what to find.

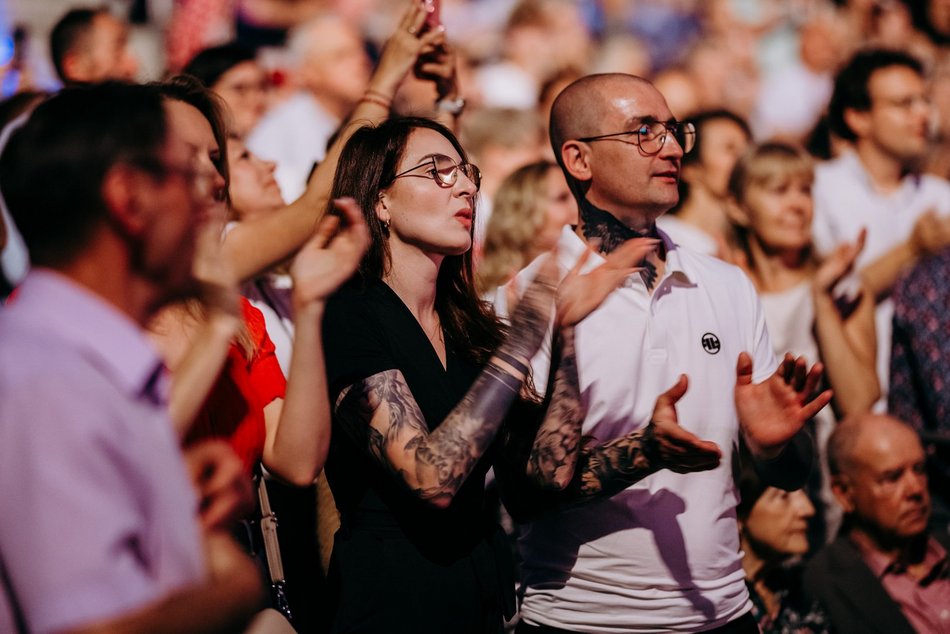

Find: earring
381;217;391;236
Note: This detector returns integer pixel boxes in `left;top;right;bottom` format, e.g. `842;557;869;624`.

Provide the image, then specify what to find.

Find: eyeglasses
578;120;696;155
393;154;481;191
162;162;224;202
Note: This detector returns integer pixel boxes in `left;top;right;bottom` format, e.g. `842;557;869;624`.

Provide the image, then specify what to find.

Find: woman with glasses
320;116;634;632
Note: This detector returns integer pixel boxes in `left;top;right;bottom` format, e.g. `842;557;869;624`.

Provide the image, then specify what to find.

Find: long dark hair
329;116;504;363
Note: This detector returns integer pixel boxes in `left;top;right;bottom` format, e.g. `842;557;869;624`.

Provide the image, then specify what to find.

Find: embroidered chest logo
701;332;721;355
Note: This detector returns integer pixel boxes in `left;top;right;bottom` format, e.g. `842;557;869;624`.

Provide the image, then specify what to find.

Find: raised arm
222;1;444;283
334;260;557;509
812;229;879;416
262;200;369;486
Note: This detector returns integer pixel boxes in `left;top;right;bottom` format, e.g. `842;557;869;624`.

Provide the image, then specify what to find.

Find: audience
0;81;261;634
183;42;271;139
245;11;372;200
805;414;950;633
736;445;830;633
320;115;622;632
477;160;577;298
890;247;950;535
498;72;828;634
658;109;751;257
3;2;950;632
49;7;139;85
727;141;879;542
813;48;950;402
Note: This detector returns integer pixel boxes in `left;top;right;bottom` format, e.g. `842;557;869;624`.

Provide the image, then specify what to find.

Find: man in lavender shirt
805;414;950;633
0;83;263;633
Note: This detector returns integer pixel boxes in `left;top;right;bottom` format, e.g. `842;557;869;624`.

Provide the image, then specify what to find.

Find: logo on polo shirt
701;332;721;355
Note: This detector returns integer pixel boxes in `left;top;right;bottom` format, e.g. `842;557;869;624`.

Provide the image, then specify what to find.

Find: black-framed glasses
393;154;481;191
578;120;696;155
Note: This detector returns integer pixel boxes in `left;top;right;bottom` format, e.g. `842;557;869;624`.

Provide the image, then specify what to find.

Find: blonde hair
478;161;556;294
727;142;816;263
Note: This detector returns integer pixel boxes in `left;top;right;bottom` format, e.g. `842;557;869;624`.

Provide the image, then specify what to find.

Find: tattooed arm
497;375;722;521
522;328;583;490
334;260;558;509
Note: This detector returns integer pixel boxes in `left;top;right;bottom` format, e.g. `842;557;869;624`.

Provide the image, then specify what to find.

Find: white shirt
656;214;718;256
503;227;777;633
246;91;339;202
811;151;950;401
752;61;833;140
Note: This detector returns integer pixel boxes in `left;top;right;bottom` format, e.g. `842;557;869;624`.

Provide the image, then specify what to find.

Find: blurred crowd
1;0;950;633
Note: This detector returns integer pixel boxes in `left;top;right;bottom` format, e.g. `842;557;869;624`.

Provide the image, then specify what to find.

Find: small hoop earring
381;218;391;236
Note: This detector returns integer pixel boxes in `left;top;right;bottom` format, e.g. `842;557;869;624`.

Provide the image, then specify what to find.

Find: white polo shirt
503;226;776;633
811;151;950;401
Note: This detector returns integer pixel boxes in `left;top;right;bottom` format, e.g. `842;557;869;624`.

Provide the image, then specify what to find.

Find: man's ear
560;140;593;183
100;164;149;236
830;474;855;514
843;107;871;140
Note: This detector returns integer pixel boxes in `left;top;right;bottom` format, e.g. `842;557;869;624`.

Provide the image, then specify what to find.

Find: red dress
184;298;286;473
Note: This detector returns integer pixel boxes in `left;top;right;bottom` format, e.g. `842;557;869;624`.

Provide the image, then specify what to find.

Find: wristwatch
436;96;466;116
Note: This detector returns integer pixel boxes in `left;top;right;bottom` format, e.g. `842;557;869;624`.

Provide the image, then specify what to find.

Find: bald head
828;414;922;477
549;73;651;168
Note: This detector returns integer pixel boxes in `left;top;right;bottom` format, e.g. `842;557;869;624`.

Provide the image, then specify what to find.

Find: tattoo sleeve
525;328;584;489
497;418;662;522
336;365;525;507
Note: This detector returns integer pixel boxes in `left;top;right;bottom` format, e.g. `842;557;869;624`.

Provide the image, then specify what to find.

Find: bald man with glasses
496;73;831;634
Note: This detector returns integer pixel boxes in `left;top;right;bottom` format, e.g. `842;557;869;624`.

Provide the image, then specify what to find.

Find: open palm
734;352;832;459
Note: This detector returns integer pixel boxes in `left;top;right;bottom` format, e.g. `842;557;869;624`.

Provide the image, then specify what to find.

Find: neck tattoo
580;199;662;289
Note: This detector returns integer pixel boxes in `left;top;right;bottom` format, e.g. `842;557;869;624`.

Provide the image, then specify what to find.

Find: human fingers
308;213;340;250
799;388;833;420
604;237;659;270
735;351;755;387
791;356;808;392
655;374;688;410
800;362;825;401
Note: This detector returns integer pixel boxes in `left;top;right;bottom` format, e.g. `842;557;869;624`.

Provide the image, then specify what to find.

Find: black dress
321;280;514;634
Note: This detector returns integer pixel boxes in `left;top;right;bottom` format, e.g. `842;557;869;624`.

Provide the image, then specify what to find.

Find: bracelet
360;92;391;110
485;363;522;394
494;350;530;378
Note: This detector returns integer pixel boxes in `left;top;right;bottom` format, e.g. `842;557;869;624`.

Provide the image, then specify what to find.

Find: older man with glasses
496;73;831;634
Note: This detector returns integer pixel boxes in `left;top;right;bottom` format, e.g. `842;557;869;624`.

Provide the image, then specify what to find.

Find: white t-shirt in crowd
811;151;950;401
246;91;339;202
502;226;777;633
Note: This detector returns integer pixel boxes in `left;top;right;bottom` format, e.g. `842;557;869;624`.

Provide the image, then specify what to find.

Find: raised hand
556;237;658;327
290;197;370;309
646;375;722;473
367;1;447;100
735;352;832;459
815;227;865;296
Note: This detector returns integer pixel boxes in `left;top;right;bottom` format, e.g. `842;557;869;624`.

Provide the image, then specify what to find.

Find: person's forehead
91;13;126;42
218;61;264;85
163;99;217;158
400;128;461;165
853;428;924;475
869;65;924;97
601;80;674;125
